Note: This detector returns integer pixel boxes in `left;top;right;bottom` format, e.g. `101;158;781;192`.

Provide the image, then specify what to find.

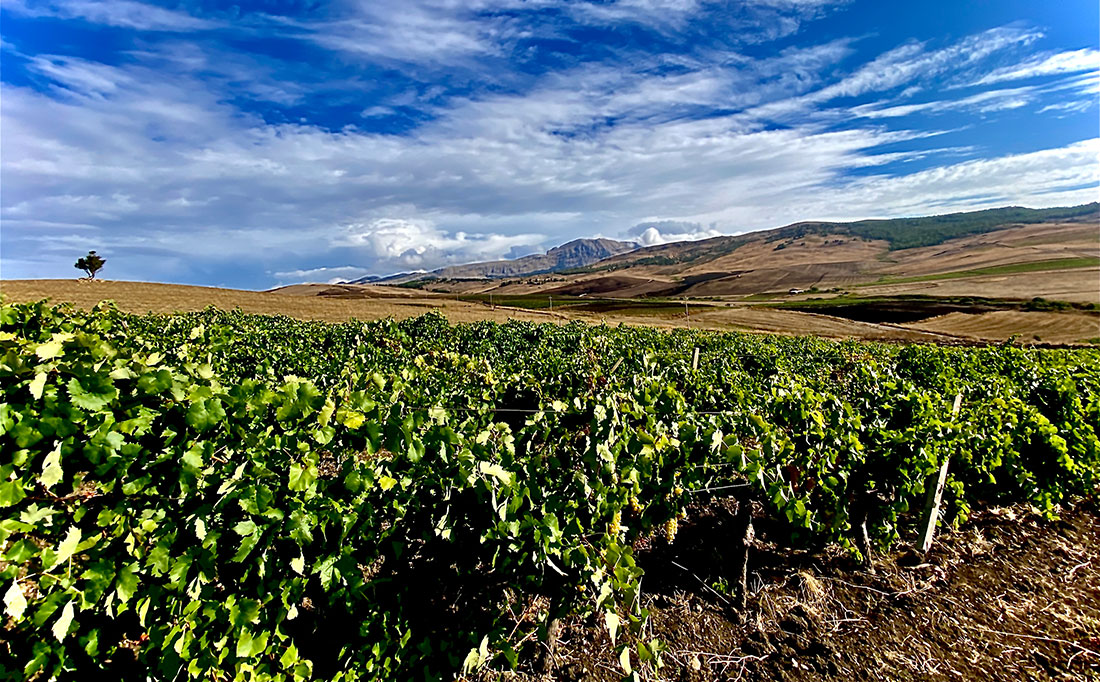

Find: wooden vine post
732;493;755;610
538;614;563;674
918;393;963;554
852;492;874;572
691;347;700;371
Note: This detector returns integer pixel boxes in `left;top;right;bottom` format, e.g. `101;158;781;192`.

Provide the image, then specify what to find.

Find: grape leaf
40;442;63;490
3;581;27;620
52;601;75;641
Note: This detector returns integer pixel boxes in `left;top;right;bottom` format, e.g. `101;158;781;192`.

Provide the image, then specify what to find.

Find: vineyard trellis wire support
537;594;564;675
684;482;751;494
918;393;963;555
669;560;730;605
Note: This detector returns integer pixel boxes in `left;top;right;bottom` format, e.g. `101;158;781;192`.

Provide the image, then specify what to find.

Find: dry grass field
565;303;948;341
396;221;1100;304
855;266;1100;304
3;278;913;339
0;279;558;325
7;278;1097;344
877;221;1099;276
908;310;1100;344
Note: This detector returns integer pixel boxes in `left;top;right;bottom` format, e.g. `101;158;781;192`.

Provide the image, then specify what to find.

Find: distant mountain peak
349;237;639;283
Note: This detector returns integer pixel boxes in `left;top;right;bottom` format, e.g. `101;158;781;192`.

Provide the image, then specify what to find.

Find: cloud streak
975;47;1099;85
4;0;218;31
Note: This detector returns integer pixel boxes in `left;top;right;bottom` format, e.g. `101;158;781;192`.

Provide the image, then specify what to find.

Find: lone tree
75;251;106;279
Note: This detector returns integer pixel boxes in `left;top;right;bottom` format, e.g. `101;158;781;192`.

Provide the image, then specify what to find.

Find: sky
1;0;1098;288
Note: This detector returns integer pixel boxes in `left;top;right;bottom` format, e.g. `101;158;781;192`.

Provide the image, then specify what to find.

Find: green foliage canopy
1;302;1097;680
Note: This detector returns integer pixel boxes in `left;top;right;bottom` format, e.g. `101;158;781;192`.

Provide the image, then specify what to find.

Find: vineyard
2;300;1098;680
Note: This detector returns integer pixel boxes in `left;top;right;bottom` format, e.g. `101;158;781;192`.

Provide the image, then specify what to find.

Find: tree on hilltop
75;250;106;279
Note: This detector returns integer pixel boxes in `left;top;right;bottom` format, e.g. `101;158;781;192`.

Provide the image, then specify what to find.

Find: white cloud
976;48;1100;85
3;0;218;31
626;220;724;245
787;138;1100;221
1037;99;1096;116
847;64;1098;122
295;0;847;67
5;40;1094;283
271;265;376;284
850;85;1040;119
25;55;132;97
569;0;705;28
1;15;1096;286
816;26;1041;101
296;2;510;66
743;27;1069;127
333;218;546;271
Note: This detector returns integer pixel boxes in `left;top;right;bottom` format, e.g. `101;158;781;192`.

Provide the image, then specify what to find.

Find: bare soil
0;279;940;341
7;279;1099;345
909;311;1100;345
514;500;1100;682
0;279;561;325
856;267;1100;306
879;222;1100;277
442;222;1099;304
566;305;949;342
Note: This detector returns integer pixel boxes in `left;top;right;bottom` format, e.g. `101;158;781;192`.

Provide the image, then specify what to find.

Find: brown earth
566;304;950;342
856;267;1100;305
505;500;1100;682
4;279;1098;345
542;276;681;298
0;279;954;342
412;222;1099;304
908;311;1100;344
878;222;1100;277
267;282;430;298
0;279;560;325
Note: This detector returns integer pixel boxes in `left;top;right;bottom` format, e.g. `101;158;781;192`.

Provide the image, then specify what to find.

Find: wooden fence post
918;393;963;554
692;347;700;371
732;494;754;610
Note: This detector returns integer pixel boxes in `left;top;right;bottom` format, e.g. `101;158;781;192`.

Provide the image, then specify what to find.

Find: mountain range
348;238;638;284
341;204;1096;298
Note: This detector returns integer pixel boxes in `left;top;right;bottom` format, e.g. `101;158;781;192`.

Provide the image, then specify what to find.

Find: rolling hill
394;203;1098;302
7;203;1094;347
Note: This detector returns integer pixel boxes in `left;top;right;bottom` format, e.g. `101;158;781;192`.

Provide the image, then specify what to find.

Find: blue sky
1;0;1097;288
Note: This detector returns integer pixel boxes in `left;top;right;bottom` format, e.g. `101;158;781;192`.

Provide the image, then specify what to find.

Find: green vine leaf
29;372;47;400
40;442;63;490
35;333;73;360
52;527;82;569
52;601;75;641
3;580;27;620
619;645;632;674
605;611;620;645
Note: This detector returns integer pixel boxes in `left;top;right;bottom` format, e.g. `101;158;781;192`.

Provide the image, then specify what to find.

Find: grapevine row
1;300;1097;680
